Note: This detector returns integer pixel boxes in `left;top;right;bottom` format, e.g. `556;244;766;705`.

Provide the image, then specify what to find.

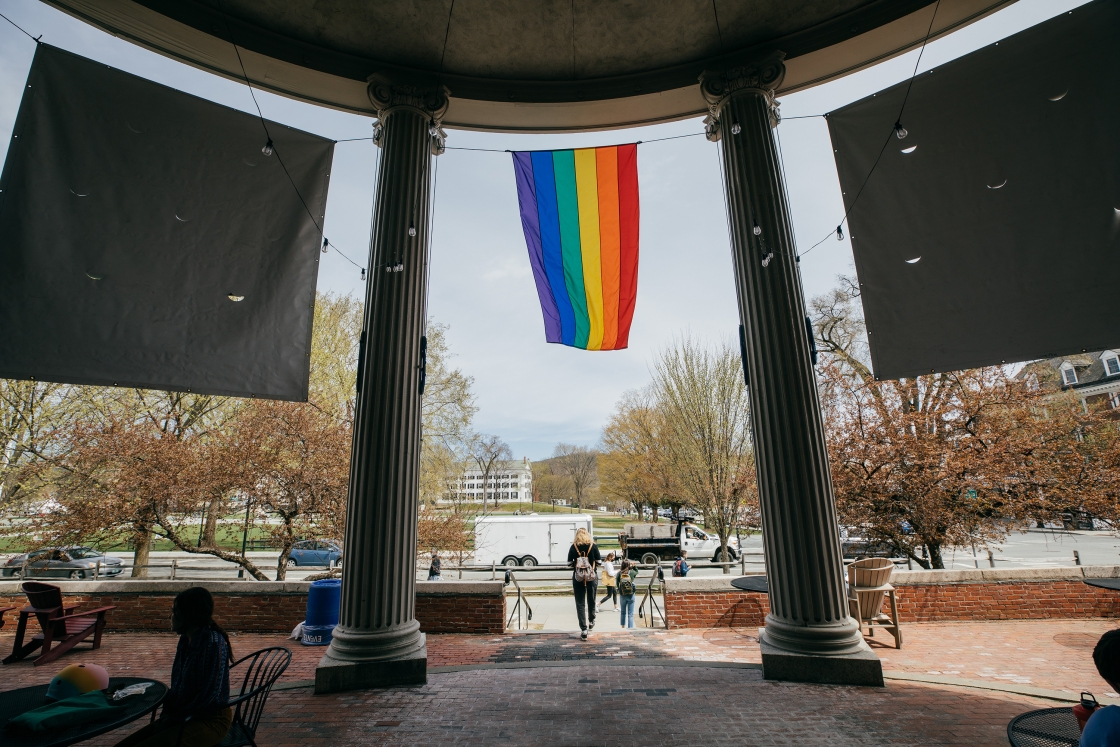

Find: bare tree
471;434;512;510
652;336;753;567
551;444;599;512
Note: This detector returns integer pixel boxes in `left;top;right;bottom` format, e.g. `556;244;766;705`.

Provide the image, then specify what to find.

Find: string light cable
214;0;367;278
0;10;39;42
798;0;942;260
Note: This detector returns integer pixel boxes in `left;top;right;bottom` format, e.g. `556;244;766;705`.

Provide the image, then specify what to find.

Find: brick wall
0;580;505;635
663;566;1120;629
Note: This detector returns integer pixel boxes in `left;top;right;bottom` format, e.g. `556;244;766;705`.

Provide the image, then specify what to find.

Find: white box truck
472;514;593;567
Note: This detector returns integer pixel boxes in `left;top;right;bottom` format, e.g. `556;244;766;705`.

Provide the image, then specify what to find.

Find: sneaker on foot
589;621;595;631
581;630;588;640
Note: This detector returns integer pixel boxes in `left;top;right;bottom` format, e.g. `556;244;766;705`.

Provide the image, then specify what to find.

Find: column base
315;646;427;694
759;629;883;687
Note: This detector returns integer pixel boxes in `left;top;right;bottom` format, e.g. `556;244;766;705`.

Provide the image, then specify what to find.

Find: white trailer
472;514;593;567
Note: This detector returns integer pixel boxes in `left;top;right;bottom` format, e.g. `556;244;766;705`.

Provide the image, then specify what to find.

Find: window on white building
1061;364;1078;386
1105;353;1120;376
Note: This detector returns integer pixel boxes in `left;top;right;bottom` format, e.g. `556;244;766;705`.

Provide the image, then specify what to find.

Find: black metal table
0;677;167;747
1007;707;1081;747
1084;578;1120;591
731;575;768;593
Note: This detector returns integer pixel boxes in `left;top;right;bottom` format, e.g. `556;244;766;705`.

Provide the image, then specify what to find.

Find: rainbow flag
512;145;640;350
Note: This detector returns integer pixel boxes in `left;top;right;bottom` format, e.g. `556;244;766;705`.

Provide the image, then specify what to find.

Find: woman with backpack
567;527;601;640
617;559;639;629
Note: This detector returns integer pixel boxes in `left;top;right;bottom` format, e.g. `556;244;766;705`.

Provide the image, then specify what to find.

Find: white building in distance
451;458;533;504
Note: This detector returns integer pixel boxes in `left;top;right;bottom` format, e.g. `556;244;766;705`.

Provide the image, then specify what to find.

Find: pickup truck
618;521;739;564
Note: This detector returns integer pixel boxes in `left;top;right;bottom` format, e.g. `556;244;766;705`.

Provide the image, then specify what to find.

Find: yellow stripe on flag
574;148;603;350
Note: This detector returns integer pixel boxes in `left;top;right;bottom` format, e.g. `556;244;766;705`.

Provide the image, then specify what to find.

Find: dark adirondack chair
1;581;116;666
173;646;292;747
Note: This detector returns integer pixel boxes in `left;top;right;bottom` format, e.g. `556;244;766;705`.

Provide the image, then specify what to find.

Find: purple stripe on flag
513;152;562;343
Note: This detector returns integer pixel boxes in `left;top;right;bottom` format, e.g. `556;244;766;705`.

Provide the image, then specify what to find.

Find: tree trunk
928;542;945;570
276;545;292;581
203;496;222;547
131;525;151;578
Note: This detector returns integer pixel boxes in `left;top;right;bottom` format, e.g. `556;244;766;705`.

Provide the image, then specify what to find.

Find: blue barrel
302;578;341;646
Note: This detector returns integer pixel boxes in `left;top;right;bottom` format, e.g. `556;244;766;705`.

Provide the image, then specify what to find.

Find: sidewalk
2;618;1116;745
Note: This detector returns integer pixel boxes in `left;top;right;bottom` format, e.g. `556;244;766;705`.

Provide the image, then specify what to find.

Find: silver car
2;547;124;579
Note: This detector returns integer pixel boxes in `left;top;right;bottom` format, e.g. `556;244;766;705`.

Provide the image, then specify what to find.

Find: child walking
617;559;638;629
598;552;619;611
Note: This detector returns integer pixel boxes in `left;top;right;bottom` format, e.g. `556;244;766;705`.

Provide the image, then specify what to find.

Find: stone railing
0;579;506;635
663;565;1120;629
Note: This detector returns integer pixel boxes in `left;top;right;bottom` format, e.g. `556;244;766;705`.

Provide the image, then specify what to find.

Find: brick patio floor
2;619;1117;745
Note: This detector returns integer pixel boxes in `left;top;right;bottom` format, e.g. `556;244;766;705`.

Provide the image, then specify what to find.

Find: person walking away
673;550;690;577
598;552;619;611
568;527;601;640
114;587;232;747
618;559;638;629
1082;629;1120;746
427;552;442;581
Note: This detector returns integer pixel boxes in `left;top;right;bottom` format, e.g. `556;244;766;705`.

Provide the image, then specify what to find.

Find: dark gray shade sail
826;0;1120;380
0;44;333;400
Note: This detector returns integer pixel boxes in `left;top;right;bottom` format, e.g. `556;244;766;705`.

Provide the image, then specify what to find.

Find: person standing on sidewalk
597;552;619;612
618;559;639;629
568;527;601;640
427;552;441;581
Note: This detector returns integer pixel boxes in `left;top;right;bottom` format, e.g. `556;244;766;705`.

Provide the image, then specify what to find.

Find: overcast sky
0;0;1087;460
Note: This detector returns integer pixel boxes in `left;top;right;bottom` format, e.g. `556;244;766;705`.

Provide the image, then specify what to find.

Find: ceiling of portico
43;0;1016;131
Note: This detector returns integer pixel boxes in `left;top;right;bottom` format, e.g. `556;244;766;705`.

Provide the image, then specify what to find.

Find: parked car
287;540;342;567
2;547;123;579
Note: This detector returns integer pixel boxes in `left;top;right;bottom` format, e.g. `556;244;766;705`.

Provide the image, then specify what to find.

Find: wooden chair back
22;581;64;611
847;558;894;622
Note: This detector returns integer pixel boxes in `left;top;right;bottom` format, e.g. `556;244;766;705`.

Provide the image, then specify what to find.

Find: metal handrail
637;568;666;628
504;570;533;630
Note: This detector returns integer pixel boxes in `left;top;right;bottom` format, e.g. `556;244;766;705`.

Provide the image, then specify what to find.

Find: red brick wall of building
664;580;1120;629
0;590;505;635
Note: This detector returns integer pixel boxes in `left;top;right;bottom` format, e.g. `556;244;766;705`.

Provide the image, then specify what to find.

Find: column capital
367;76;450;155
699;53;785;140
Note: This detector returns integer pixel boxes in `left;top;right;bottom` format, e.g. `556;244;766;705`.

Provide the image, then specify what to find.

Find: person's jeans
573;579;598;631
620;594;635;628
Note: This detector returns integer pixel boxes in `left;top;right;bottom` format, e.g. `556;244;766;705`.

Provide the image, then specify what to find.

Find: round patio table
730;575;768;593
1084;578;1120;591
0;677;167;747
1007;707;1081;747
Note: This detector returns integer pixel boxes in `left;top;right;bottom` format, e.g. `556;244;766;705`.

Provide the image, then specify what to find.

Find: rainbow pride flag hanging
512;145;639;350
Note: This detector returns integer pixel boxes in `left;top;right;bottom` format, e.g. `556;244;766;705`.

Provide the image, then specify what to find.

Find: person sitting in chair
115;587;232;747
1082;629;1120;746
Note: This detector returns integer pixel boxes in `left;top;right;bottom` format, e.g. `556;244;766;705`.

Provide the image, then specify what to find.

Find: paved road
6;527;1114;583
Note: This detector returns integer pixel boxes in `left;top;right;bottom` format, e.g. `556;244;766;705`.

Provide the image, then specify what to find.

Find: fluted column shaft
703;59;864;657
322;84;445;672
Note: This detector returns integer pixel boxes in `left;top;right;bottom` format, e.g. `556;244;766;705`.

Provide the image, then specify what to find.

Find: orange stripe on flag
596;147;621;350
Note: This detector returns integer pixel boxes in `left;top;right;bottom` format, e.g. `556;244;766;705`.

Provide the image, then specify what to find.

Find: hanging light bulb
730;121;742;135
753;221;762;236
322;238;329;254
261;138;274;156
836;225;844;241
395;263;404;272
360;268;366;281
428;123;440;137
893;121;908;140
408;223;417;237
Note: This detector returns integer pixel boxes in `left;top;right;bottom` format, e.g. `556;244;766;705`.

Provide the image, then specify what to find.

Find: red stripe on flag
615;144;639;349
